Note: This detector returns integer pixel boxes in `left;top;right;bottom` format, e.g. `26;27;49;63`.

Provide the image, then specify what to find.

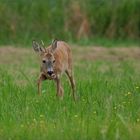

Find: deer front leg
37;73;47;95
55;78;64;99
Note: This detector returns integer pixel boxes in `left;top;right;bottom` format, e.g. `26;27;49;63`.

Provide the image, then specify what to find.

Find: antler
40;40;46;52
52;38;58;44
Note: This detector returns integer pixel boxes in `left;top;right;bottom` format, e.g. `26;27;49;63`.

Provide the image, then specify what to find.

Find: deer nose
47;71;53;76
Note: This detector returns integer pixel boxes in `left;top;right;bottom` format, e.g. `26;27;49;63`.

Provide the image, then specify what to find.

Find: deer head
32;39;57;76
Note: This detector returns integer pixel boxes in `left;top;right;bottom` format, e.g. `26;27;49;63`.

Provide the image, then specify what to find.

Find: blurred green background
0;0;140;45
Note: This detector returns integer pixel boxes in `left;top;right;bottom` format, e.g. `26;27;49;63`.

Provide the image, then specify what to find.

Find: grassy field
0;45;140;140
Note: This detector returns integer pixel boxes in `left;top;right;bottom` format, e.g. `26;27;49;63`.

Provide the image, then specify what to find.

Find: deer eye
53;60;55;63
42;60;46;63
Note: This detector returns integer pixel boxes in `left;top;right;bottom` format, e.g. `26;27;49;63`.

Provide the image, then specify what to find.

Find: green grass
73;37;140;47
0;46;140;140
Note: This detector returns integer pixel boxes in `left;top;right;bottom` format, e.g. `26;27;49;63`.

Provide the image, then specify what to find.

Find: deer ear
51;39;57;52
32;40;44;54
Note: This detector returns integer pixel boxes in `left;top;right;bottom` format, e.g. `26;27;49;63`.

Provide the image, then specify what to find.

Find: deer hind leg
37;73;47;95
55;78;64;99
65;70;76;101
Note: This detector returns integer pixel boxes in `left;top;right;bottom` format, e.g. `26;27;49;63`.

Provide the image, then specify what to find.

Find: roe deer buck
32;39;76;101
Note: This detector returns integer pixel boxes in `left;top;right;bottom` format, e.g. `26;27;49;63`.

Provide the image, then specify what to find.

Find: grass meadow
0;44;140;140
0;0;140;139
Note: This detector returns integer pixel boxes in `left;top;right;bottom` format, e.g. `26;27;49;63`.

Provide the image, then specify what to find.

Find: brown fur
32;40;76;101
